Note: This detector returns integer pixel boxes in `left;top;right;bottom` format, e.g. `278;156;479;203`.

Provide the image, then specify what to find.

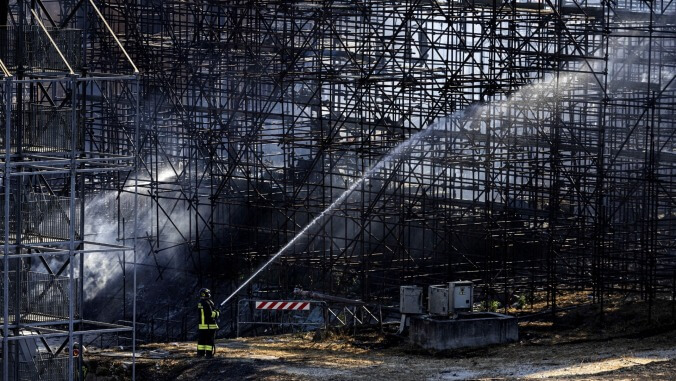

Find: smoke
82;166;196;303
82;191;120;297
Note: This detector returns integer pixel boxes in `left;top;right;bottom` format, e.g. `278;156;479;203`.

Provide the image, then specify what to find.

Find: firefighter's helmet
199;288;211;299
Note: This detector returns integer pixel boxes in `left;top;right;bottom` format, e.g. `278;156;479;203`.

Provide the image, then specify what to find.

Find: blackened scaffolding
87;0;675;332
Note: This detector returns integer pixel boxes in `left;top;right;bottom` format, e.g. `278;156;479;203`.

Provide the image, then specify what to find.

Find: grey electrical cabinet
449;281;473;313
428;285;449;316
400;285;424;314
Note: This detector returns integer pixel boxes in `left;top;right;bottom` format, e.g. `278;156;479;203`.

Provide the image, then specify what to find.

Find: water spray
219;175;366;307
217;68;583;309
219;110;470;308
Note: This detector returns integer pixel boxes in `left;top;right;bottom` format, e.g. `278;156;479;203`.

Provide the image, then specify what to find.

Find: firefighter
197;288;219;357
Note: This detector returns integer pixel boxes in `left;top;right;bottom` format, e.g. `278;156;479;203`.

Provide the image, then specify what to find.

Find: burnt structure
96;0;674;319
1;1;675;374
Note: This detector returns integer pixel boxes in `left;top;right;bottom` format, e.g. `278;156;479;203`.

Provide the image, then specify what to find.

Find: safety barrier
0;355;70;381
17;356;69;381
326;304;382;332
0;271;79;324
236;299;326;337
22;104;83;153
116;314;188;346
237;299;383;337
255;301;311;311
0;192;82;245
0;26;82;73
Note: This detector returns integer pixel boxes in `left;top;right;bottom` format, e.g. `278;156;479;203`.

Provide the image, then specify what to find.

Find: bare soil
86;299;676;380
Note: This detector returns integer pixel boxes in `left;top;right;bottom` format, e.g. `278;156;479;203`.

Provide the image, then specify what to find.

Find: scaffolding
83;0;676;332
0;0;666;377
1;0;139;379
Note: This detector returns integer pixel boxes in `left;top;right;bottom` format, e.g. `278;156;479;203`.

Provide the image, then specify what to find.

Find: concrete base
409;312;518;350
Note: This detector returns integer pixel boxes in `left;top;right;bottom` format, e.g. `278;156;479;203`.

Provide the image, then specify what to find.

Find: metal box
449;281;473;313
400;285;423;314
428;285;449;316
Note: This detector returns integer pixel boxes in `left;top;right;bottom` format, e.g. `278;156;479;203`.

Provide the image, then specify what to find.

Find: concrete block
409;312;518;350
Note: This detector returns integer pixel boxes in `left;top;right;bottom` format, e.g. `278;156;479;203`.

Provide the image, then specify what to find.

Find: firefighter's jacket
198;299;220;330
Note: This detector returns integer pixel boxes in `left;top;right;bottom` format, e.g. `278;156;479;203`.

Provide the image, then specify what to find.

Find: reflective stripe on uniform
199;302;218;329
203;345;213;351
197;345;207;350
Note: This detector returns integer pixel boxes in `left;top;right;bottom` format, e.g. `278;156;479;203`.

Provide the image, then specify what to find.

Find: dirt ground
86;299;676;380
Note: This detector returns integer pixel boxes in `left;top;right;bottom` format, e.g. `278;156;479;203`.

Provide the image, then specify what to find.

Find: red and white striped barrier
255;301;311;311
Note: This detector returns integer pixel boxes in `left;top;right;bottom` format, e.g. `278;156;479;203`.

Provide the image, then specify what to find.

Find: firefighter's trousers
197;329;216;357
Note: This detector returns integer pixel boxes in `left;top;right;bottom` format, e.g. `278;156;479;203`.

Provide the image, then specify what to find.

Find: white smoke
82;166;192;300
